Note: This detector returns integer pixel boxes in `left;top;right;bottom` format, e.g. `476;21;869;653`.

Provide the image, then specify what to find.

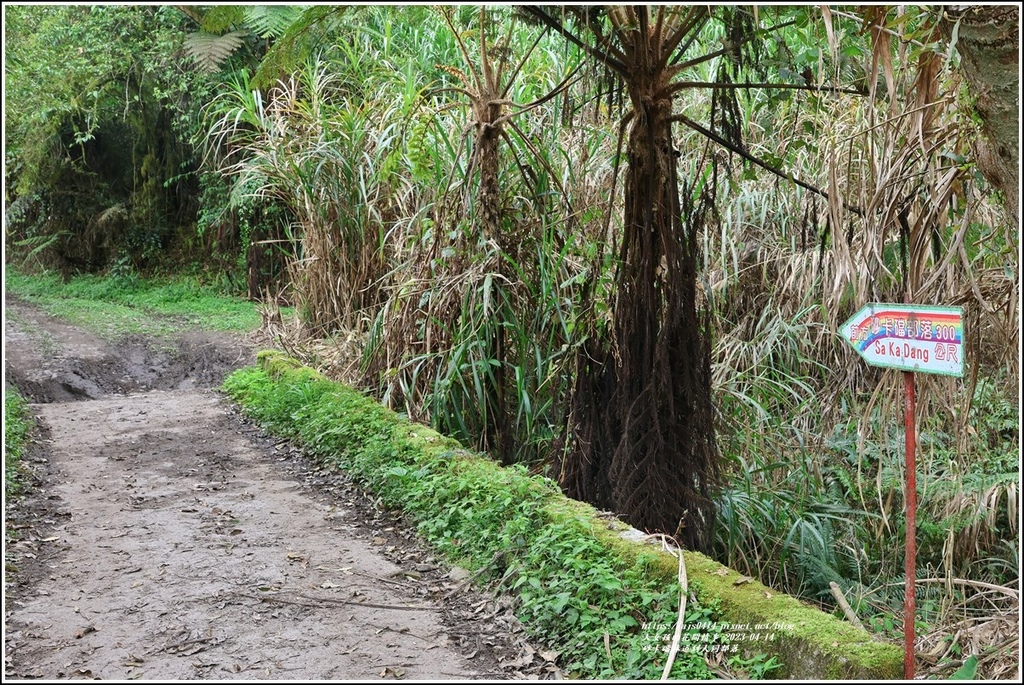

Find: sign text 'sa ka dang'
840;303;964;377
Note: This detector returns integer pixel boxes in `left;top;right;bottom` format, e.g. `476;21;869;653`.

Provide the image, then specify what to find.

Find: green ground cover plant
222;354;715;679
222;351;903;679
5;269;262;337
3;389;32;501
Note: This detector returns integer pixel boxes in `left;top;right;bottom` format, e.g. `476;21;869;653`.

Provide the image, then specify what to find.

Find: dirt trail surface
4;295;542;680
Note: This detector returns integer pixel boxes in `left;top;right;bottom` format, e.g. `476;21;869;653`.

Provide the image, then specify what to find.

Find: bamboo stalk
829;581;866;631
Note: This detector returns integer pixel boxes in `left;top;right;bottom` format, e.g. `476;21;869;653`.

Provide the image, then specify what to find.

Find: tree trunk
941;5;1019;227
564;54;719;552
475;95;513;461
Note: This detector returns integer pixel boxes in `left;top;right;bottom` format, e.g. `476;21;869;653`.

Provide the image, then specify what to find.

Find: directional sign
840;303;964;377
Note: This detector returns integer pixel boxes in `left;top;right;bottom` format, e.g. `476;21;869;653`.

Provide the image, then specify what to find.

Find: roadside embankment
222;351;902;679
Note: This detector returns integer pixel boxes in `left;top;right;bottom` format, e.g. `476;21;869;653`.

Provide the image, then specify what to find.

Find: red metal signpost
840;303;964;679
903;367;916;679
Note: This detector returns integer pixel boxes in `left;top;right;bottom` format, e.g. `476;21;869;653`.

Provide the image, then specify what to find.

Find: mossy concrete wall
538;497;901;679
603;517;900;679
245;351;902;680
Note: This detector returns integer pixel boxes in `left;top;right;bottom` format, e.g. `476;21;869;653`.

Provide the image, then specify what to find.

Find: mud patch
4;296;254;403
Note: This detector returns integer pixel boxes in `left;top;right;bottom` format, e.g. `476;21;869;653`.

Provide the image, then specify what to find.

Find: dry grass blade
655;534;688;680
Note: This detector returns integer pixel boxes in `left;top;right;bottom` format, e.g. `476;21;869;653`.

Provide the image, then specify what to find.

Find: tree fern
185;5;319;76
252;6;352;88
195;5;246;34
184;30;247;73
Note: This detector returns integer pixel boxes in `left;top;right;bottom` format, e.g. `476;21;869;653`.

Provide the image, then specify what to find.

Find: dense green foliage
5;5;1018;668
3;390;32;501
4;5;218;274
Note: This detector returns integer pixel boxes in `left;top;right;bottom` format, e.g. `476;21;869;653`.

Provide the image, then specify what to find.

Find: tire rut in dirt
6;333;254;404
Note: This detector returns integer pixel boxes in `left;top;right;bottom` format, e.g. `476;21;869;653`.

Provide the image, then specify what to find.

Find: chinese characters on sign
840;304;964;378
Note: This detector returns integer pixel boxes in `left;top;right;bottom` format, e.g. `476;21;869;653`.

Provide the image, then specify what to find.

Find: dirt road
4;296;541;680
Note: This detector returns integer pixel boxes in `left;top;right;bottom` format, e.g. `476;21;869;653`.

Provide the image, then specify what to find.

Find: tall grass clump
196;8;1015;670
207;58;408;336
360;7;602;469
701;10;1017;669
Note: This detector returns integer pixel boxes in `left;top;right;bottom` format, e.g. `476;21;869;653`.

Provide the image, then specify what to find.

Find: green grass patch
4;389;32;500
5;269;264;337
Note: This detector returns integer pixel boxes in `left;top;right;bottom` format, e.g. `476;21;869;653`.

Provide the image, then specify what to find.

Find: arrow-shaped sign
840;303;964;377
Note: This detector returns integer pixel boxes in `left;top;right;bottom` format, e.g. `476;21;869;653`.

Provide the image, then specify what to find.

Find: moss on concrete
228;353;902;679
541;492;902;679
258;349;322;381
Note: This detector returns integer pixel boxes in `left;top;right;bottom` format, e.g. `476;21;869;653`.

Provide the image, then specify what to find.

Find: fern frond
185;30;247;73
251;6;350;88
245;5;306;39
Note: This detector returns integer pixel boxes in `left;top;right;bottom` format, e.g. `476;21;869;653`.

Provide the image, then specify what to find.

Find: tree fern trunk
563;15;720;551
